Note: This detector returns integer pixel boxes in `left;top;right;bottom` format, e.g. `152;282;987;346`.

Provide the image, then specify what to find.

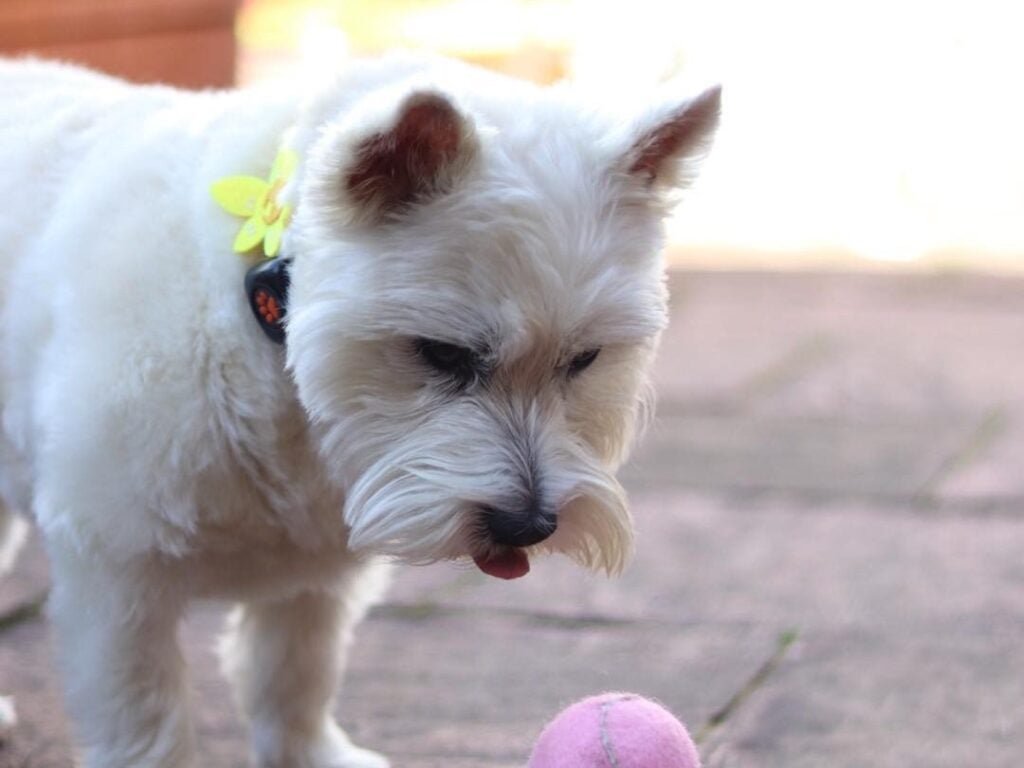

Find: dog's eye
567;348;601;377
415;338;480;381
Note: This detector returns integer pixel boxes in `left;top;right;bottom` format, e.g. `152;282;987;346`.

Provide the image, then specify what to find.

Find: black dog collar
245;258;291;344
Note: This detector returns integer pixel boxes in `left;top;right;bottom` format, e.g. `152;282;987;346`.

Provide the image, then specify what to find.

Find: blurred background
2;2;1023;767
3;0;1022;272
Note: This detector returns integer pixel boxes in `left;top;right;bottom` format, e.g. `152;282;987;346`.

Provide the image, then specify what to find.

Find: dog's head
284;60;719;578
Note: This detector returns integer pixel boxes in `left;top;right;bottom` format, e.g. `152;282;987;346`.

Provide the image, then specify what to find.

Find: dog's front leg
47;541;194;768
220;579;389;768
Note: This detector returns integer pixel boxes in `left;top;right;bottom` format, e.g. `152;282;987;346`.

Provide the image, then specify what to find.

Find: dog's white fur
0;54;719;766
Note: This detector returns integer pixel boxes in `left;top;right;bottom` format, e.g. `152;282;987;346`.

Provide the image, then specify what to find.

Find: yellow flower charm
211;148;297;257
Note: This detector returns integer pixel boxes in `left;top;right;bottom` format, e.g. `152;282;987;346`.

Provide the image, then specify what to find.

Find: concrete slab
938;421;1024;501
3;271;1024;767
648;272;1024;501
745;297;1024;422
652;278;834;407
388;492;1024;634
0;529;47;620
342;612;776;767
703;629;1024;768
0;619;70;768
621;412;975;497
0;602;776;768
0;607;253;768
655;272;1024;414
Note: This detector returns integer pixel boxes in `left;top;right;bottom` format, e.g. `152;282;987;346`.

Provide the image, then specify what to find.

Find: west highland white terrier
0;53;719;767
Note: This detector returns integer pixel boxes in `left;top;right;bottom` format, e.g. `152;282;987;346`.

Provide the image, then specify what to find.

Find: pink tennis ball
528;693;701;768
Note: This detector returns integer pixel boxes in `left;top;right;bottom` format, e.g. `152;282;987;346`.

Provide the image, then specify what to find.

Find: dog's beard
325;398;634;577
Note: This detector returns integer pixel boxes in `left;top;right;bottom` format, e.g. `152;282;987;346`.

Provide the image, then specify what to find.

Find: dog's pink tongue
474;549;530;580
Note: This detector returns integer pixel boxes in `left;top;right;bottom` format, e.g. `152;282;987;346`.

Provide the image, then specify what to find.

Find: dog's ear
622;84;722;191
333;90;478;223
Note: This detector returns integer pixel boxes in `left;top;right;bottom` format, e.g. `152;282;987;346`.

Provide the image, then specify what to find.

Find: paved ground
2;270;1023;767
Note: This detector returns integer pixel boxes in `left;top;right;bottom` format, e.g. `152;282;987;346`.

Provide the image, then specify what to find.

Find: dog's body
0;55;719;766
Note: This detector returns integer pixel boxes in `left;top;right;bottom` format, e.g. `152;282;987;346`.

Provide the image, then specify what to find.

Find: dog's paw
308;723;389;768
257;721;389;768
316;744;389;768
0;695;16;730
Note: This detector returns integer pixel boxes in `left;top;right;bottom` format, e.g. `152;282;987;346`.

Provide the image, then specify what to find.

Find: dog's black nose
483;504;557;548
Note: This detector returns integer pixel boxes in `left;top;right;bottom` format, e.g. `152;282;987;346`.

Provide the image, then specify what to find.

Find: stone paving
1;270;1022;767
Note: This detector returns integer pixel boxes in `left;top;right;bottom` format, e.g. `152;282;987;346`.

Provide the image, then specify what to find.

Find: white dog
0;54;719;767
